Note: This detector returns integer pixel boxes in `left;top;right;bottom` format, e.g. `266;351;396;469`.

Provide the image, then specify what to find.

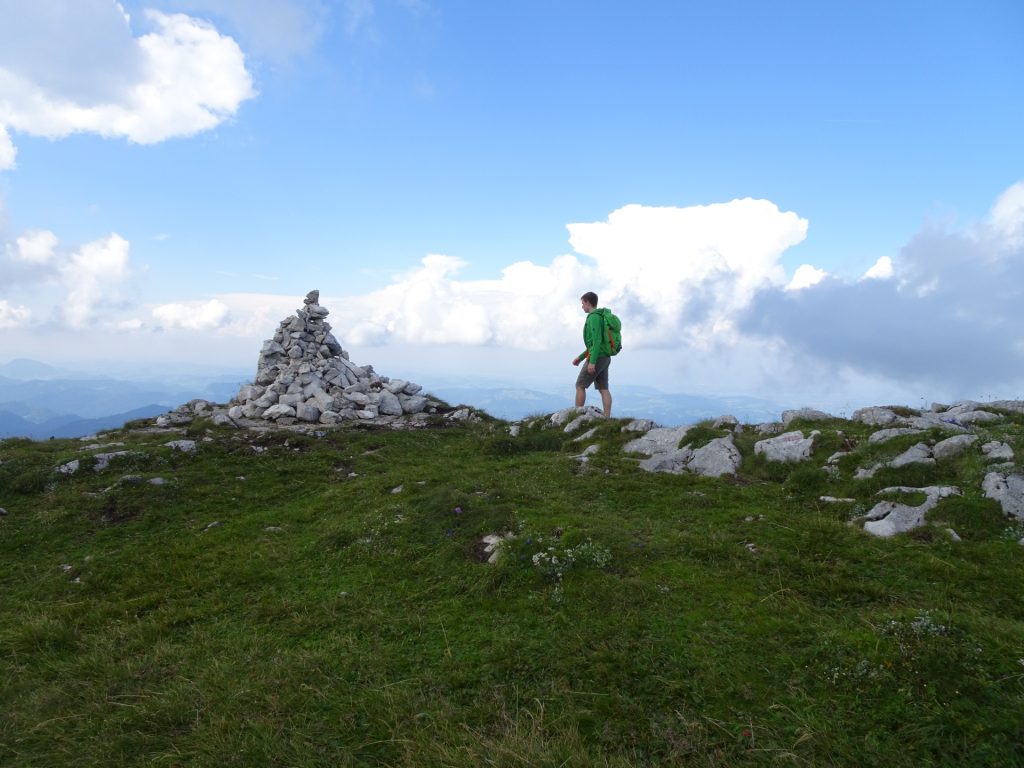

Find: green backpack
599;308;623;356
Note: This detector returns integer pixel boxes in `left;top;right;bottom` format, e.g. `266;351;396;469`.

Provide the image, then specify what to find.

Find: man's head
580;291;598;313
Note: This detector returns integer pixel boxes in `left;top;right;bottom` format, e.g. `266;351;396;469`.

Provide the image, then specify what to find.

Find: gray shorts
576;355;610;390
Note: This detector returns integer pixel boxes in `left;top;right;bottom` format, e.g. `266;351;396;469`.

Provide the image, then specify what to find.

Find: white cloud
787;264;829;290
331;199;809;353
862;255;894;280
152;298;231;330
0;3;255;149
740;180;1024;393
0;125;15;170
0;299;31;328
989;181;1024;247
15;230;58;264
59;234;132;328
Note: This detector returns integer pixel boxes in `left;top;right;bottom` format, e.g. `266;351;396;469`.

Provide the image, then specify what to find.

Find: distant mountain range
0;358;248;440
425;383;783;426
0;357;786;439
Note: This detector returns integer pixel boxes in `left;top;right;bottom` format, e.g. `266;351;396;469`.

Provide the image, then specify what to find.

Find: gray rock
399;394;428;414
782;408;833;425
862;485;961;537
253;391;279;408
982;441;1015;461
905;413;968;432
508;425;521;437
754;430;819;463
164;440;197;453
712;414;739;429
263;404;297;420
624;426;691;457
889;442;934;469
946;528;962;542
378;390;404;417
564;408;603;433
953;410;1001;424
868;427;925;444
57;459;81;475
982;472;1024;521
687;434;743;477
932;434;979;461
622;419;656;434
756;422;784;435
148;477;168;486
295;403;321;422
853;406;903;426
573;427;599;443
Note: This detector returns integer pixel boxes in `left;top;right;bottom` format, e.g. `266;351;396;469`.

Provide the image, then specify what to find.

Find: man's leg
575;386;586;407
599;388;612;417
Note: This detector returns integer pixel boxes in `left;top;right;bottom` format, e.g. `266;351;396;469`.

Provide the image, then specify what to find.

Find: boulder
296;403;321;422
932;434;979;461
982;472;1024;521
754;430;819;463
853;406;903;426
687;434;743;477
622;419;656;434
263;404;297;420
164;440;197;453
862;485;961;537
868;427;925;444
889;442;934;469
782;408;834;425
981;441;1015;462
378;390;404;417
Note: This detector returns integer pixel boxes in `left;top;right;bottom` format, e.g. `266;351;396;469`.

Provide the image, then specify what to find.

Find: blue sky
1;0;1023;411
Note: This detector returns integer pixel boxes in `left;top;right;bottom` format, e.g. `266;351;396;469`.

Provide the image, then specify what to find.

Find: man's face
581;299;593;313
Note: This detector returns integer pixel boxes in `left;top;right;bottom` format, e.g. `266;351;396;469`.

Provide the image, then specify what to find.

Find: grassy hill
1;404;1022;766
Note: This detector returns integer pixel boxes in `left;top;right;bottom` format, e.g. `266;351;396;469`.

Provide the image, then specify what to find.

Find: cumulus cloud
330;199;809;353
0;1;255;149
0;228;134;329
60;234;132;328
15;230;58;265
989;181;1024;248
0;299;31;328
787;264;829;290
740;182;1024;392
152;299;231;330
0;125;15;170
862;256;893;280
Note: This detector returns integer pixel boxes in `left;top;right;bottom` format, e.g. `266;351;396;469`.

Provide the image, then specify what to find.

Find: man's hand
572;357;581;366
587;363;596;375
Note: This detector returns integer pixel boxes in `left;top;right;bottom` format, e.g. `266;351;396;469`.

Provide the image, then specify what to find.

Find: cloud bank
3;184;1023;407
739;182;1024;393
0;0;255;152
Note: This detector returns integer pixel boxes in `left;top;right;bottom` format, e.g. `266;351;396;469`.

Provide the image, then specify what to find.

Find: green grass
1;413;1023;767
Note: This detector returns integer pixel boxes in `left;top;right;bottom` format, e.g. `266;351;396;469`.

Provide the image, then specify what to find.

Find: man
571;291;613;417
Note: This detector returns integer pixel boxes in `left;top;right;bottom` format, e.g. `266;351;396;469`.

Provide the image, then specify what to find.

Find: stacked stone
226;290;430;425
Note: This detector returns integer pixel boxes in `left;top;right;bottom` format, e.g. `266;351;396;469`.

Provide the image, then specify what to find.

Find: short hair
581;291;598;306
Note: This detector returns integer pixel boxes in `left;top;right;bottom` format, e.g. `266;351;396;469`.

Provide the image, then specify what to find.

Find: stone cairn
225;290;434;426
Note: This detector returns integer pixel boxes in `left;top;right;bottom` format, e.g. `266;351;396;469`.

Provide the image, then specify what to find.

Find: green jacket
579;308;613;362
